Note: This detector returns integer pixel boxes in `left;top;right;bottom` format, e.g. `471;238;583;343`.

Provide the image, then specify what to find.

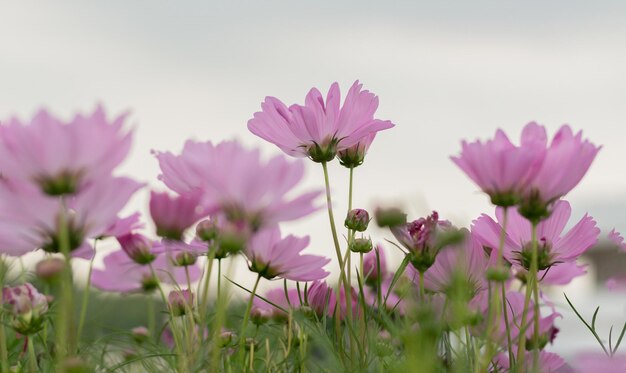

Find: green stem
0;256;8;373
239;275;262;361
148;295;155;340
56;198;75;366
77;239;98;342
198;252;215;328
27;337;37;373
516;223;538;371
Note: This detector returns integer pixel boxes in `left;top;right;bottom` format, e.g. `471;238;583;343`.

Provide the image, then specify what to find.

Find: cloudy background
2;0;626;356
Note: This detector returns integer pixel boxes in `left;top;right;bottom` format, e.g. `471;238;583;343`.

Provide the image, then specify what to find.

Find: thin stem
0;255;8;373
516;223;538;371
77;239;98;342
56;198;75;366
148;295;156;340
240;274;262;361
531;225;540;372
321;162;346;280
27;336;37;373
198;252;215;327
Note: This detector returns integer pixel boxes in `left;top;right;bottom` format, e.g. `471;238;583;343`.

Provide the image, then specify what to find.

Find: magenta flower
608;229;626;251
306;281;336;317
451;122;547;207
246;227;330;281
391;211;458;272
91;250;200;293
3;283;49;334
472;200;599;281
520;125;600;222
156;140;321;232
149;191;206;241
0;177;142;257
0;106;132;196
247;81;394;162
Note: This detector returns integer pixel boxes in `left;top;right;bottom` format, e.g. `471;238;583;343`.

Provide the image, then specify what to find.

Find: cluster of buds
2;283;49;335
345;209;373;253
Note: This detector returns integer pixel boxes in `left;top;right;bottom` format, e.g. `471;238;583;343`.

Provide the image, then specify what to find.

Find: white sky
2;1;626;356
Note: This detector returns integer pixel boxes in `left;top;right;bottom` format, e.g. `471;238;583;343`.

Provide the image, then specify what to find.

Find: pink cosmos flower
247;81;394;162
117;233;156;264
608;229;626;250
251;287;302;322
168;289;194;316
573;353;626;371
407;232;488;299
451;122;547;206
149;191;207;241
391;211;459;272
493;351;571;373
155;140;321;231
306;281;336;317
101;213;144;238
0;177;142;257
0;105;132;196
245;227;330;281
520;125;600;221
472;200;599;281
91;250;200;293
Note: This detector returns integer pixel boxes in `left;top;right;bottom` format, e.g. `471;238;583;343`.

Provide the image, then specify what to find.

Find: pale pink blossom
493;351;571;372
156;140;321;231
247;81;394;162
472;200;599;282
246;227;330;281
149;191;206;241
0;106;132;195
102;213;144;238
574;353;626;371
608;229;626;251
363;244;387;285
451;122;547;206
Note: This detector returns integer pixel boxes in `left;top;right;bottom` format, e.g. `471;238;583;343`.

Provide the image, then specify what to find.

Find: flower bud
168;289;194;317
196;219;219;242
219;330;236;347
2;283;49;335
216;222;249;255
251;307;272;326
117;234;155;265
344;209;370;232
173;251;197;267
486;266;510;282
131;326;150;344
375;207;407;228
35;257;65;283
350;237;373;253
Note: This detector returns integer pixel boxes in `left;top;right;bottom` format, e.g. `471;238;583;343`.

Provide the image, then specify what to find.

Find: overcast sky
3;0;626;357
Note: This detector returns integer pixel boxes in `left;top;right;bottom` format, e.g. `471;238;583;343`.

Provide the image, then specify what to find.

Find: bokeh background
2;0;626;358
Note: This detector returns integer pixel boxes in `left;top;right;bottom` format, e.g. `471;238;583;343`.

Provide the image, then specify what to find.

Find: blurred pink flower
247;81;394;162
608;229;626;250
91;250;200;293
251;287;302;322
520;125;600;221
155;140;321;231
246;227;330;281
451;122;547;207
0;177;142;257
307;281;336;317
117;233;156;264
168;289;194;316
149;191;206;241
407;232;488;299
2;283;49;335
574;353;626;371
472;200;599;281
0;105;132;196
102;213;144;238
493;350;571;373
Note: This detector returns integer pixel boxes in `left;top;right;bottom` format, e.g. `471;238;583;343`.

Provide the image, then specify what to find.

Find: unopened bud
35;257;65;283
486;267;510;282
196;219;219;242
173;251;197;267
350;237;373;253
168;289;194;317
344;209;370;232
117;234;155;265
219;330;236;347
375;207;407;228
131;326;150;344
